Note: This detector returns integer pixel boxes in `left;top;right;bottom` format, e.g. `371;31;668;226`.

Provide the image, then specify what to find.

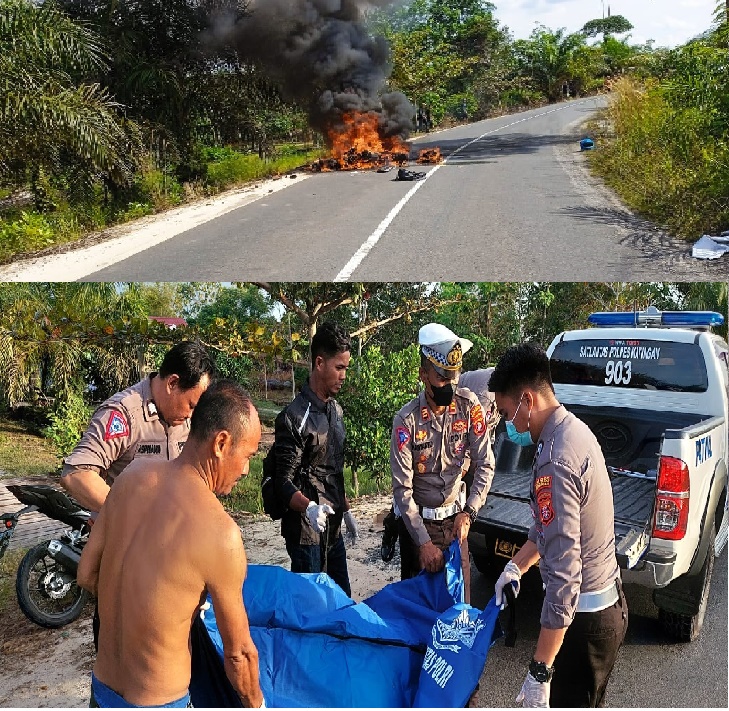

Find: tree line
1;281;726;488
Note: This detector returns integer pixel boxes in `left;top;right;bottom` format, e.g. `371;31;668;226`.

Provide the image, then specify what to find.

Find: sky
491;0;719;48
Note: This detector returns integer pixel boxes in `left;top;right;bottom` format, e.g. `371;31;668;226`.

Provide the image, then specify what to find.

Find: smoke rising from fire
217;1;414;144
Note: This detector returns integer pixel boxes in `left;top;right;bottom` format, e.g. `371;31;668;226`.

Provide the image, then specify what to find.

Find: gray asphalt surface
84;98;728;282
470;549;728;707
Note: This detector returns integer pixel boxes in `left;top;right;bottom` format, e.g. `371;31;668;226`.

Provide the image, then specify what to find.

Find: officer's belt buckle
420;500;460;521
576;580;620;613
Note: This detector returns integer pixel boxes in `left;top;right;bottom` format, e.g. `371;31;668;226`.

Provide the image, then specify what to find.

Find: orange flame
310;111;412;171
417;147;442;164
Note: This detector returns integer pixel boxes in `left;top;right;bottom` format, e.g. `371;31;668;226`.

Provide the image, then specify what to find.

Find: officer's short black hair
489;342;555;398
311;322;351;363
189;379;254;444
159;341;216;390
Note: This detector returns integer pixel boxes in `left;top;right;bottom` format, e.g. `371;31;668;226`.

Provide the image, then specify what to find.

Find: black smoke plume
212;1;414;143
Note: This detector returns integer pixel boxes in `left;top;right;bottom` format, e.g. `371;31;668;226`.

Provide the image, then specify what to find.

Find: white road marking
0;175;309;281
334;101;590;282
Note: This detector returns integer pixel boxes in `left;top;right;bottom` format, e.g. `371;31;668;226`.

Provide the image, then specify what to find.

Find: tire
658;526;715;643
16;541;89;628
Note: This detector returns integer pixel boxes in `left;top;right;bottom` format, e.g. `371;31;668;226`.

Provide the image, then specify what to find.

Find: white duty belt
575;580;620;613
415;481;467;522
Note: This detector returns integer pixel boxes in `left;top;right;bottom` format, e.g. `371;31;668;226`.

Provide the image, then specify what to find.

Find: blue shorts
90;673;192;708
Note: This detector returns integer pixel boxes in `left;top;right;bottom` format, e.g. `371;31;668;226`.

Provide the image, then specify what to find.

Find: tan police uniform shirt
391;387;495;547
63;376;190;486
528;405;620;629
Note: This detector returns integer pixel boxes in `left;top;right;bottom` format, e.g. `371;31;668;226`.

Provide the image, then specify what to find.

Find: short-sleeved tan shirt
390;387;495;546
527;406;620;629
63;376;190;486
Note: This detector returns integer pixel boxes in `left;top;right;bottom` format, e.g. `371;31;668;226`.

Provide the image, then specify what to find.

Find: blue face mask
505;394;534;447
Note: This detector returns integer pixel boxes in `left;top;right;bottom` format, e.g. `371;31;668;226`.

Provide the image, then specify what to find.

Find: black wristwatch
529;659;554;683
462;504;478;524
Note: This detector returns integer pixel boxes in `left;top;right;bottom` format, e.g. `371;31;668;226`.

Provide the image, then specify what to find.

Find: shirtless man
78;380;264;708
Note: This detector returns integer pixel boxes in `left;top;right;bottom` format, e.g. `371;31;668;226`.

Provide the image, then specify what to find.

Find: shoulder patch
537;489;554;526
104;411;130;441
396;426;411;451
470;403;486;437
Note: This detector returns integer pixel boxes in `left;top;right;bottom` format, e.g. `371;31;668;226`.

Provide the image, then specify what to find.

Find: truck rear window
550;339;708;392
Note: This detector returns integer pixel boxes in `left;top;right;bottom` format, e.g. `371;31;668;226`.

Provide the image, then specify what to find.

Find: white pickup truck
469;307;729;642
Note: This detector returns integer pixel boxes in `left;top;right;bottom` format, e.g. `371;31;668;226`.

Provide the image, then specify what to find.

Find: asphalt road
82;98;728;282
470;549;728;707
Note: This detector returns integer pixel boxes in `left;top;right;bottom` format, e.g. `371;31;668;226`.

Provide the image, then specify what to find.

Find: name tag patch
136;443;162;456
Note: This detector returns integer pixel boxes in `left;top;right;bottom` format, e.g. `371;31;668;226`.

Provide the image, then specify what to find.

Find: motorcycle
0;484;92;628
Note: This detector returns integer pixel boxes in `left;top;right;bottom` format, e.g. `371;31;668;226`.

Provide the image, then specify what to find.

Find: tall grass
590;74;729;238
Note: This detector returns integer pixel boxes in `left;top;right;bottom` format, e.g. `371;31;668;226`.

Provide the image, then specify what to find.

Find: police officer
459;368;499;496
489;343;628;708
61;341;216;512
390;324;495;603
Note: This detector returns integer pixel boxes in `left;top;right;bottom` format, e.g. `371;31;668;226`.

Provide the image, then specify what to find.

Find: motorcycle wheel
16;541;89;628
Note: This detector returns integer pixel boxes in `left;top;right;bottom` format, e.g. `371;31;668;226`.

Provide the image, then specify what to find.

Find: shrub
43;391;93;458
338;345;421;494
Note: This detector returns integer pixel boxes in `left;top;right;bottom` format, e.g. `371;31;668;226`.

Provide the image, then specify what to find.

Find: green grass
252;398;285;428
0;548;25;614
0;144;326;263
0;417;61;480
221;457;385;517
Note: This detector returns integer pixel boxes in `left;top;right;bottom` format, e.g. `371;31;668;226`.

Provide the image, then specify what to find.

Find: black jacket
273;381;346;544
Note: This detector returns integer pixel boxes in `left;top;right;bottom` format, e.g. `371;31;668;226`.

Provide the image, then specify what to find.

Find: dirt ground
0;493;399;708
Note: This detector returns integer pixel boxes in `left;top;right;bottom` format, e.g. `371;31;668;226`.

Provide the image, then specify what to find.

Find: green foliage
43;390;93;457
591;71;729;237
339;345;421;490
581;15;634;39
0;0;142;189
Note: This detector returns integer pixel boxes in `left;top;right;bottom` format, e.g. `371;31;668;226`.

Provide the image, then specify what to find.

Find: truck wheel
658;527;715;643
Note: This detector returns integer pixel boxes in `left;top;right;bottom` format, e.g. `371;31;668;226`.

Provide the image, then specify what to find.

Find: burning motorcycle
0;484;91;628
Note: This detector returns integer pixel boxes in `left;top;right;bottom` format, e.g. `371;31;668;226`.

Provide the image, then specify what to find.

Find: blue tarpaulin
190;542;502;707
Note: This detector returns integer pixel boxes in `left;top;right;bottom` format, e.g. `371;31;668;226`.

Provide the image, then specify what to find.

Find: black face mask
430;382;454;407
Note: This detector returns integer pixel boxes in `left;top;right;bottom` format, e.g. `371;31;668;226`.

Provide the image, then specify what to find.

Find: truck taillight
652;456;690;540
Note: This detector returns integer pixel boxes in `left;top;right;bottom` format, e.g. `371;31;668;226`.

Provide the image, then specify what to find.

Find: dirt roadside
0;493;398;708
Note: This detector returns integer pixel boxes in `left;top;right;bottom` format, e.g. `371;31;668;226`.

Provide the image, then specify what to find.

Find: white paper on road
692;235;729;259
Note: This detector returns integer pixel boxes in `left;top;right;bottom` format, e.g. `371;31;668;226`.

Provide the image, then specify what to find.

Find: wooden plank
0;478;71;552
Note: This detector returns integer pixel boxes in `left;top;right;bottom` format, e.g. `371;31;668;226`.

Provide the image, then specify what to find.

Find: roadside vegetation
589;4;729;237
4;0;721;258
1;282;727;515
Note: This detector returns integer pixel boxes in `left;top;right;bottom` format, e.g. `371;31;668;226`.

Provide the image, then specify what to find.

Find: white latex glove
495;559;522;608
516;672;550;708
306;501;334;533
343;510;359;545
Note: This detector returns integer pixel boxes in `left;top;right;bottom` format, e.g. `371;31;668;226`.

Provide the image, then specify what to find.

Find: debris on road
692;232;729;259
396;168;426;181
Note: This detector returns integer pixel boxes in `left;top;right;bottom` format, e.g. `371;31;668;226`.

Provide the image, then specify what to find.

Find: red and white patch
452;419;467;434
537;489;554;526
104;410;129;441
470;404;486;437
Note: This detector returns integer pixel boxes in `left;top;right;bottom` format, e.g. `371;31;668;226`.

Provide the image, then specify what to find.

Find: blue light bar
588;309;724;328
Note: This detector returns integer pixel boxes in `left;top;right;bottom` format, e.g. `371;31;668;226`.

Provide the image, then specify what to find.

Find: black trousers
550;580;629;708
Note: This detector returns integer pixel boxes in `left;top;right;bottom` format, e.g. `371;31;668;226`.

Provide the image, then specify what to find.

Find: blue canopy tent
190;542;502;707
